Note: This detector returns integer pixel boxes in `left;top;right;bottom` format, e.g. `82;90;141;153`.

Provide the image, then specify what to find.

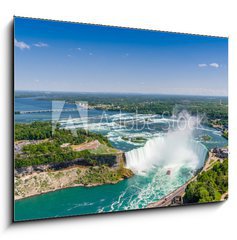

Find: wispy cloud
77;47;82;51
14;39;30;50
198;63;207;67
198;63;220;68
209;63;219;68
89;52;93;56
33;42;48;47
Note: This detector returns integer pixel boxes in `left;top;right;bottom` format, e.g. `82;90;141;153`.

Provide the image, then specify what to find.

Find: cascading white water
125;113;208;174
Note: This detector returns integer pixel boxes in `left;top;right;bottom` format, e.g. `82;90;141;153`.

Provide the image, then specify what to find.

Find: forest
15;122;113;168
184;159;228;203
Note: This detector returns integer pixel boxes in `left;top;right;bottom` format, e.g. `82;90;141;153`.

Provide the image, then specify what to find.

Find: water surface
14;97;227;221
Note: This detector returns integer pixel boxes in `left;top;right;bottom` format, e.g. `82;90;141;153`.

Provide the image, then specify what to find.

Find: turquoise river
14;97;227;221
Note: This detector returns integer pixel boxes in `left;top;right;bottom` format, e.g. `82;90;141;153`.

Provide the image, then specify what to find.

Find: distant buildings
212;147;228;159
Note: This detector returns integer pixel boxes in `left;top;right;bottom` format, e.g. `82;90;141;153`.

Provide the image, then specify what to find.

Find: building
212;147;228;159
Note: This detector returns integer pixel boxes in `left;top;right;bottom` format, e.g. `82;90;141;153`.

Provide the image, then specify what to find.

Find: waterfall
125;136;207;174
125;112;208;174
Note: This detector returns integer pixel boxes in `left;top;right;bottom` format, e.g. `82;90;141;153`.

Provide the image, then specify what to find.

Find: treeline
15;122;53;141
53;128;112;147
38;93;227;122
98;101;228;122
15;122;111;146
184;159;228;203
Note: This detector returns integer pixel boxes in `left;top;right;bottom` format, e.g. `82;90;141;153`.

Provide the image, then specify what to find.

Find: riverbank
14;121;135;200
15;161;133;200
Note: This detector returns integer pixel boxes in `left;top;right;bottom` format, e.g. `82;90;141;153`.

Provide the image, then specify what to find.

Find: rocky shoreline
15;153;134;200
15;154;119;177
15;167;133;200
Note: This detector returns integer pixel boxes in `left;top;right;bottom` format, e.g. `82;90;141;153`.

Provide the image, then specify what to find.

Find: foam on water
125;113;208;174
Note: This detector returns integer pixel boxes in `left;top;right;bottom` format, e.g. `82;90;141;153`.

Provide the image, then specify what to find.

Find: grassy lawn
89;144;119;155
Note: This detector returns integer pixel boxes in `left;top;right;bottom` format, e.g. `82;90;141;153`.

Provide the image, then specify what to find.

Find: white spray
125;111;207;174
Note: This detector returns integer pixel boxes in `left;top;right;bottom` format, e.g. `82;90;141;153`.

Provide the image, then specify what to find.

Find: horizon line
15;89;228;98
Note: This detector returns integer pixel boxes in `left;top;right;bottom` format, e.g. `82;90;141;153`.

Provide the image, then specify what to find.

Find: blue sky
14;17;228;96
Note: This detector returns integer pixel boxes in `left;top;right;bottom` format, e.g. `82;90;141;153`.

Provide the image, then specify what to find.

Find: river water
14;97;227;221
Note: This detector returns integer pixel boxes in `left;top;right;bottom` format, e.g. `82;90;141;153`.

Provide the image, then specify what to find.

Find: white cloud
33;42;48;47
14;39;30;50
198;63;207;67
77;48;82;51
209;63;220;68
198;63;220;68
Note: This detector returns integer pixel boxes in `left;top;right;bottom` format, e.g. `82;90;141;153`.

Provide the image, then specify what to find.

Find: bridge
15;108;78;114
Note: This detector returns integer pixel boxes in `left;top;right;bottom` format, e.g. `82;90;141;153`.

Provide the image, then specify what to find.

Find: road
147;180;191;208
